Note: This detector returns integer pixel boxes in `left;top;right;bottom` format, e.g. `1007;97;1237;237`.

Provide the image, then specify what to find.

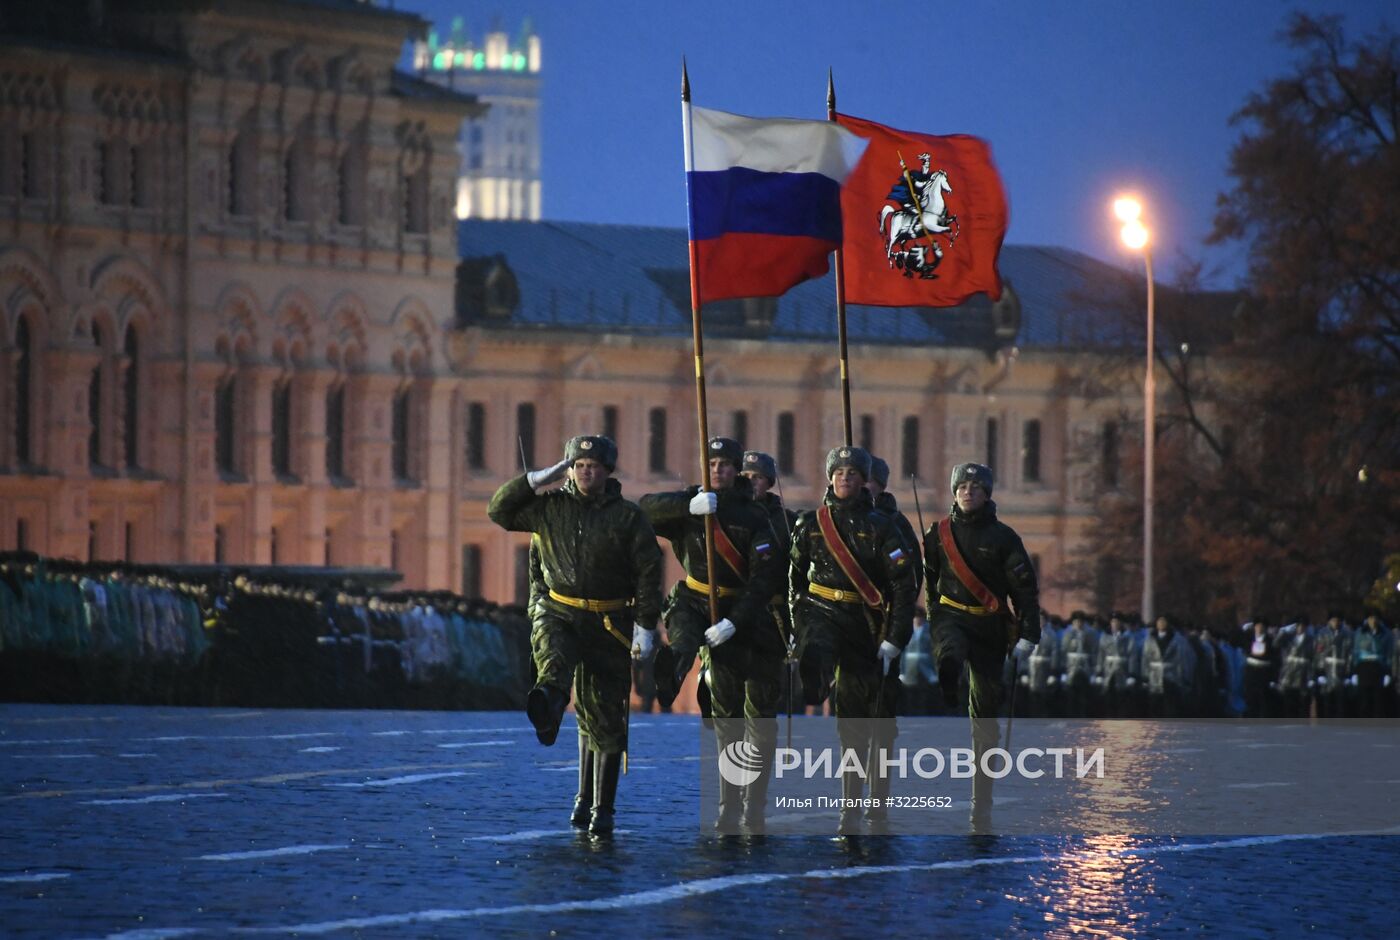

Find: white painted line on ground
117;753;158;758
330;771;473;788
463;828;635;843
195;844;348;862
370;731;412;736
95;929;203;940
0;872;71;883
1224;782;1296;789
222;828;1400;935
420;728;527;736
83;793;232;806
11;753;97;759
540;766;579;773
435;741;511;749
0;737;99;747
300;747;340;754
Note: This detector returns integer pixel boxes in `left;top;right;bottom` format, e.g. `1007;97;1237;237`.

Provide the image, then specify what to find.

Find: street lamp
1114;195;1155;626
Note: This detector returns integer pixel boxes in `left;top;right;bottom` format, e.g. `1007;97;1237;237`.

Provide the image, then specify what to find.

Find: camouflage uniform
488;471;661;753
789;446;915;834
641;440;784;833
923;462;1040;830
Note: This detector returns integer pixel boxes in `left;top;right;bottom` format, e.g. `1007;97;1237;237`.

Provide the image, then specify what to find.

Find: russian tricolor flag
684;106;868;305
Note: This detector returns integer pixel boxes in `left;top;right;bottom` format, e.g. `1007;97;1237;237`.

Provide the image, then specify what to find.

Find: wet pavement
2;704;1397;938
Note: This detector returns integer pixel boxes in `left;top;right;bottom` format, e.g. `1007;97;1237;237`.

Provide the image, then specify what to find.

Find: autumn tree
1074;14;1400;626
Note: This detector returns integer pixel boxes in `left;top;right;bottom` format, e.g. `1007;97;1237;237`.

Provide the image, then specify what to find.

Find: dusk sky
403;0;1395;289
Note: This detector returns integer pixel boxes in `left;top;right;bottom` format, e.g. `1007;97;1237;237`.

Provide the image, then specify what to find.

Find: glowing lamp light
1113;197;1142;223
1121;219;1150;250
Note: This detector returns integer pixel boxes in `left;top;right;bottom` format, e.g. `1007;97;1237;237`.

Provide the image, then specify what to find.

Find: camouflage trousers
795;601;901;754
930;611;1008;756
533;597;632;754
669;589;783;744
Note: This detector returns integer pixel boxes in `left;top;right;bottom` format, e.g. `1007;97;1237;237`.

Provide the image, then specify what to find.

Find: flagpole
827;70;853;446
682;61;720;627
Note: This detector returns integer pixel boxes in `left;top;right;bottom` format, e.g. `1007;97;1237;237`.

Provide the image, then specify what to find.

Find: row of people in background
901;608;1398;719
0;553;529;710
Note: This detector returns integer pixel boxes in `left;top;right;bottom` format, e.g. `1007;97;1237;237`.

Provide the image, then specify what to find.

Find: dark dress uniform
641;445;785;834
923;462;1040;830
487;447;662;836
789;447;915;835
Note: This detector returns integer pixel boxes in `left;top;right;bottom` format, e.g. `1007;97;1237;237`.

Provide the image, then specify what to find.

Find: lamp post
1114;196;1154;626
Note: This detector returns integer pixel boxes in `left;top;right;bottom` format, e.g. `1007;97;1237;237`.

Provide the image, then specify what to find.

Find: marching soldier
922;462;1040;833
1141;614;1196;719
1060;611;1097;717
789;445;915;837
867;457;923;595
642;438;785;836
487;435;663;839
742;450;802;720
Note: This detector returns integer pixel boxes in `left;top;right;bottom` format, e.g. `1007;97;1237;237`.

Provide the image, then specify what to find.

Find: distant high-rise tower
416;16;541;220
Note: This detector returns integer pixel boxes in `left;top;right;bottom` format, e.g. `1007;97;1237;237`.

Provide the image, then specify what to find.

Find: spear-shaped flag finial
827;68;836;117
682;57;690;103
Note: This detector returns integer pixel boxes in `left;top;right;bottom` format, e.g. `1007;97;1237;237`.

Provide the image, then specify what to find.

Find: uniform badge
711;441;722;450
840;449;850;457
580;440;593;450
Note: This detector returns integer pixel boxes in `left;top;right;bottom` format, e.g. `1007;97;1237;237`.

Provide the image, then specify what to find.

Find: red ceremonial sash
816;505;884;609
710;520;748;582
937;516;1001;614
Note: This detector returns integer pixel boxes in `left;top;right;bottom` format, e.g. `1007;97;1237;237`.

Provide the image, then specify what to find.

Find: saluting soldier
923;462;1040;833
642;438;785;836
487;434;663;839
789;445;915;837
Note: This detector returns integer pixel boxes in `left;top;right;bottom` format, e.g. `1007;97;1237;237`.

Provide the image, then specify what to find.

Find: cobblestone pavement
2;704;1397;938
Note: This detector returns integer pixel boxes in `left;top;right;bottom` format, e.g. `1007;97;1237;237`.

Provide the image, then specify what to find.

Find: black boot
742;735;775;839
652;645;679;709
588;750;623;840
696;666;714;729
970;741;994;834
866;743;892;835
526;684;569;746
834;765;865;841
570;734;594;828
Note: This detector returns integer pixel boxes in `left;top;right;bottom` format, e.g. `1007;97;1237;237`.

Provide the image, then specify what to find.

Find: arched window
282;146;300;221
392;385;414;484
14;316;33;466
227;116;257;217
89;322;106;469
336;125;367;226
215;374;237;476
272;378;293;479
403;145;430;234
123;327;140;470
325;382;347;481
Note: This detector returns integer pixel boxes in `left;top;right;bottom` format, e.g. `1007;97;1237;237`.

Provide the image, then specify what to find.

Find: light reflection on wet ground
1;705;1395;938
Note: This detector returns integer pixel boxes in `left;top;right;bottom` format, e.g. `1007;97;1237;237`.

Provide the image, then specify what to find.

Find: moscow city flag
835;112;1008;307
685;105;868;304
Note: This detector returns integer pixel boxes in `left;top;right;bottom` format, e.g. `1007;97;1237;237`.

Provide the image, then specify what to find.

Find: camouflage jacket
922;500;1041;644
789;487;916;650
487;474;663;628
639;475;784;633
873;490;924;594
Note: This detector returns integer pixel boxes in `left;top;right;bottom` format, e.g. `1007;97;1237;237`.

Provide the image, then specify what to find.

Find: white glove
1091;676;1102;686
877;640;901;674
631;624;657;660
1019;675;1030;687
1060;672;1069;683
1348;675;1358;687
1385;675;1392;688
1014;638;1035;656
1316;676;1328;688
527;458;571;490
704;618;736;647
1307;679;1316;688
1126;677;1137;687
1268;681;1278;690
1047;675;1058;686
689;491;718;515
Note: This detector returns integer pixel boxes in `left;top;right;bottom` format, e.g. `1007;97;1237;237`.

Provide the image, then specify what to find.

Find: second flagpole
681;61;720;628
828;70;854;447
